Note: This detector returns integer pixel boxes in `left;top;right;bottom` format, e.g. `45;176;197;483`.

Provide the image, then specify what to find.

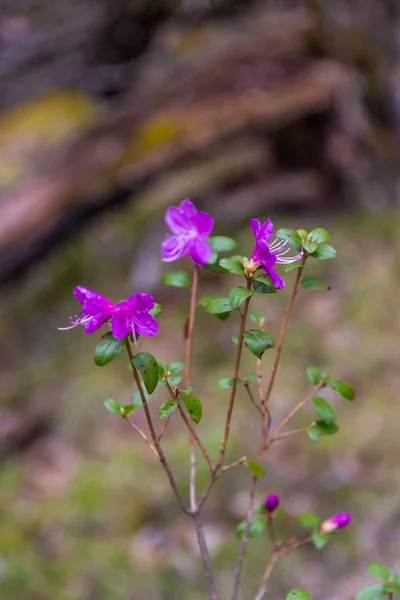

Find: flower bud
264;494;280;513
320;512;352;534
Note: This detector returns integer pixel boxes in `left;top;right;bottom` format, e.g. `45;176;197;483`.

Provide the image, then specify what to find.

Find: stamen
269;237;289;251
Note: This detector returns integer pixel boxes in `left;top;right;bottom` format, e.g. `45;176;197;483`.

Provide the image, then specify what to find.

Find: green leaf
167;374;182;387
94;333;126;367
301;275;331;290
149;303;163;317
244;459;265;477
383;583;400;593
131;352;159;395
217;377;242;389
180;394;202;424
303;241;318;253
297;229;309;241
331;379;355;401
312;531;329;549
236;516;266;539
245;373;261;382
244;329;274;359
249;312;266;325
104;398;124;415
162;270;191;287
121;404;136;415
276;228;302;250
306;366;322;384
209;236;237;252
309;228;330;244
253;280;277;294
232;335;239;344
229;286;253;309
284;263;301;272
298;513;321;529
367;563;391;582
205;297;232;315
355;585;386;600
307;421;339;441
312;397;336;424
179;385;195;393
168;361;185;374
310;244;336;260
286;590;312;600
207;251;219;265
219;255;245;275
394;572;400;585
159;400;178;419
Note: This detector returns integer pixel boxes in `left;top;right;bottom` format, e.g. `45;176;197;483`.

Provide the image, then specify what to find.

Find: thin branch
271;382;324;442
192;513;219;600
232;474;258;600
266;513;277;547
122;415;159;458
186;267;199;509
273;426;309;441
218;456;247;477
244;381;263;414
125;340;188;514
157;414;171;441
262;254;307;410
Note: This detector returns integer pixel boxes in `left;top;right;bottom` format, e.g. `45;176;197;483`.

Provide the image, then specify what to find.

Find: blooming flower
59;286;159;342
264;494;280;513
161;198;214;267
250;219;303;289
320;512;352;534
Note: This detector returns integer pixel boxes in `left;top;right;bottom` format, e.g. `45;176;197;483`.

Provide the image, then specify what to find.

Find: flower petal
258;219;274;242
188;237;212;266
179;198;197;219
265;265;285;289
84;313;111;334
73;286;114;315
132;313;159;337
126;293;155;313
165;207;191;234
161;235;189;262
195;211;214;237
250;218;261;237
251;240;277;267
111;303;131;339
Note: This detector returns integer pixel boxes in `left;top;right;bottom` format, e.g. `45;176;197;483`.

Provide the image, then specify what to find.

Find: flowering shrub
60;198;355;599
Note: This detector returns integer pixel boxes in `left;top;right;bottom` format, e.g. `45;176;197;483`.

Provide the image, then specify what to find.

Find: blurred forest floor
1;1;400;599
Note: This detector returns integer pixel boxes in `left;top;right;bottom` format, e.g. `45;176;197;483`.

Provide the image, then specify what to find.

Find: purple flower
59;286;159;342
250;219;303;289
264;494;280;513
161;198;214;267
320;512;352;534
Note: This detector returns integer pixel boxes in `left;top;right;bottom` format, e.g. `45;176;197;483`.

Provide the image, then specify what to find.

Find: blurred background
1;1;400;598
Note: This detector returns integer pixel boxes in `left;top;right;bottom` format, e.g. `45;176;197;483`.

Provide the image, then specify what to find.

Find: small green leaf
217;377;241;389
219;255;245;275
312;397;336;424
168;361;185;374
159;400;178;419
331;379;355;401
286;590;312;600
121;404;136;415
307;421;339;441
244;459;265;477
298;513;321;529
209;236;237;252
276;228;302;250
310;244;337;260
132;352;159;395
394;572;400;585
236;515;266;539
245;373;261;382
149;303;163;317
306;366;322;384
383;583;400;593
94;333;125;367
309;228;330;244
303;241;318;253
355;585;386;600
179;385;195;393
207;251;219;265
229;286;253;309
167;374;182;387
301;275;331;290
253;280;277;294
244;329;274;359
205;297;233;315
180;394;202;424
162;270;191;287
312;531;329;549
367;563;391;582
307;425;320;441
297;229;309;241
249;312;266;325
104;398;124;415
232;336;239;344
284;263;301;272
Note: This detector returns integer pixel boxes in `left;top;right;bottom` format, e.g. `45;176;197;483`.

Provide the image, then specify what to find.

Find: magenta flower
59;286;159;342
264;494;280;513
320;512;352;534
161;198;214;267
250;219;303;289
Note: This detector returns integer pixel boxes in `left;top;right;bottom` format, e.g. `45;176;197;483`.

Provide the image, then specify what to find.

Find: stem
193;513;219;600
123;416;159;457
262;254;307;409
271;383;324;442
125;340;188;514
232;474;258;600
218;456;247;477
266;514;276;546
273;427;309;441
